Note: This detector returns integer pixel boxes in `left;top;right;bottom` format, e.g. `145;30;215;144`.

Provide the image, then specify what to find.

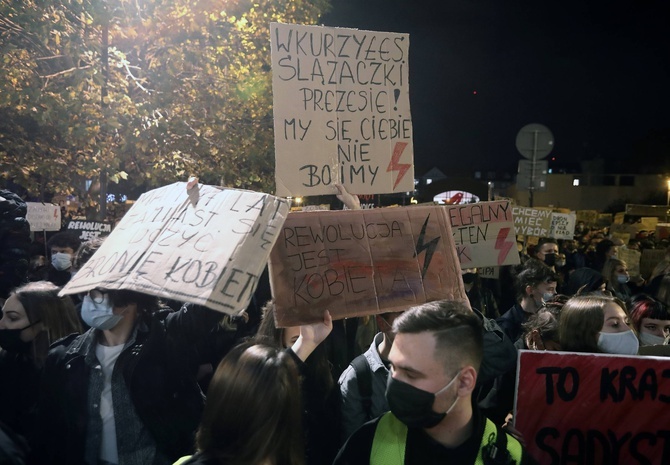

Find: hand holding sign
334;183;361;210
291;310;333;362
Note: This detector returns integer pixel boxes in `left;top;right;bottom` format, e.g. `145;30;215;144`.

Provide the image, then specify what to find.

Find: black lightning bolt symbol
414;214;440;279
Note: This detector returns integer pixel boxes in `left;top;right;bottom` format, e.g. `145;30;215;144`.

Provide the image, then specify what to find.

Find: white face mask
51;252;72;271
616;274;630;284
80;294;123;331
639;332;666;347
598;330;639;355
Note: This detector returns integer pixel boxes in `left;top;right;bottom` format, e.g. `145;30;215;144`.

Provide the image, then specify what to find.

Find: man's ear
457;366;478;396
524;284;534;297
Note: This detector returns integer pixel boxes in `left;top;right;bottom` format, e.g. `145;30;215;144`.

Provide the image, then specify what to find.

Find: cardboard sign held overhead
270;22;414;197
60;182;290;315
515;351;670;465
548;212;576;240
444;201;520;269
268;205;469;327
26;202;61;231
512;206;553;237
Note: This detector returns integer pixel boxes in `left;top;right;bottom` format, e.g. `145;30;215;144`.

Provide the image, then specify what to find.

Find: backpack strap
350;354;373;420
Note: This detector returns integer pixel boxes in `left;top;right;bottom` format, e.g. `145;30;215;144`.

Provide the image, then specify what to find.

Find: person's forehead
1;295;27;317
603;302;625;319
390;332;444;372
541;243;558;252
642;317;670;327
51;246;75;254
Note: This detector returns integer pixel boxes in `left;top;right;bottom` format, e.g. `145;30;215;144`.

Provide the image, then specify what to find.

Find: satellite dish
516;123;554;160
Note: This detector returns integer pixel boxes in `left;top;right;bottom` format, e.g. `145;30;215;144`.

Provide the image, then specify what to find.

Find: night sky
320;0;670;177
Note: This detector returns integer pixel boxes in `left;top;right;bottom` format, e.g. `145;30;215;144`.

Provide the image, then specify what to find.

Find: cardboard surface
26;202;61;231
270;22;414;197
444;201;520;268
60;182;290;315
268;205;469;326
512;206;553;237
548;212;576;240
515;350;670;465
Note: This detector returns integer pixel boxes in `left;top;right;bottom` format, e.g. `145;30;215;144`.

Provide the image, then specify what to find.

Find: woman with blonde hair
559;294;638;355
602;258;632;301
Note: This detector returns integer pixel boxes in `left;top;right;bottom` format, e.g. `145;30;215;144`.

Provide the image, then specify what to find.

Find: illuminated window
426;178;432;185
573;179;580;186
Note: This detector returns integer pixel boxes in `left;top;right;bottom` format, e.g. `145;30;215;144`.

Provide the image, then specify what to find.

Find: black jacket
32;304;222;465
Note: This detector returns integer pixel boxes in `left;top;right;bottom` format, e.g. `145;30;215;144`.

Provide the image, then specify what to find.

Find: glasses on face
88;289;108;304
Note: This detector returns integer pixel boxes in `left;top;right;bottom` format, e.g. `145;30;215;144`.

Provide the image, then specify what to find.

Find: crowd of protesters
2;186;670;465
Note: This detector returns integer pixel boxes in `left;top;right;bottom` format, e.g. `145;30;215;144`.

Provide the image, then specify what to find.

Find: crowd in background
2;187;670;465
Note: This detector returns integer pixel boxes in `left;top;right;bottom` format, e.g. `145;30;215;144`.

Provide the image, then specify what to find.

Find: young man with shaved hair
334;300;535;465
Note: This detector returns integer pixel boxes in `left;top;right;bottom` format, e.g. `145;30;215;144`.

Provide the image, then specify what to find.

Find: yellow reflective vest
370;412;523;465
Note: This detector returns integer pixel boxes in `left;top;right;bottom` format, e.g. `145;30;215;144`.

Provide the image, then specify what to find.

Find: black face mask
462;273;477;284
385;371;460;429
543;253;556;266
0;327;33;353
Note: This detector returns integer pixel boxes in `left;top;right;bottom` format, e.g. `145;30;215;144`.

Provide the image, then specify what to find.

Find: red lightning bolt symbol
387;142;410;190
494;227;514;265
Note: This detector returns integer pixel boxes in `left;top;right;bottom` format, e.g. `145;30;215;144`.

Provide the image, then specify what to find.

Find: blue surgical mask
616;274;630;284
51;252;72;271
80;294;123;331
598;330;639;355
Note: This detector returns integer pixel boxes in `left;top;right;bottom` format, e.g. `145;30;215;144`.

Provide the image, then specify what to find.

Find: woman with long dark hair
175;343;305;465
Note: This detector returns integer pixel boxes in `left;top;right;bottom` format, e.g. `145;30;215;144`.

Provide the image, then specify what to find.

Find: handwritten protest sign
26;202;61;231
515;351;670;465
597;213;613;227
640;217;659;231
512;206;553;237
268;205;469;326
270;22;414;197
617;247;641;277
60;182;290;315
640;249;667;280
478;266;500;279
576;210;598;226
614;212;625;224
444;201;519;268
656;223;670;240
548;212;576;240
67;219;113;241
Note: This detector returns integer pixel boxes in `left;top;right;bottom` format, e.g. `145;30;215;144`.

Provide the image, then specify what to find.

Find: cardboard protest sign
614;212;625;224
444;201;519;269
67;219;113;241
640;217;659;232
617;247;641;277
60;182;290;315
656;223;670;241
640;249;667;280
515;351;670;465
596;213;613;227
270;22;414;197
478;266;499;279
512;206;553;237
576;210;598;226
548;212;576;240
25;202;61;231
268;205;469;326
609;231;630;246
609;223;639;237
